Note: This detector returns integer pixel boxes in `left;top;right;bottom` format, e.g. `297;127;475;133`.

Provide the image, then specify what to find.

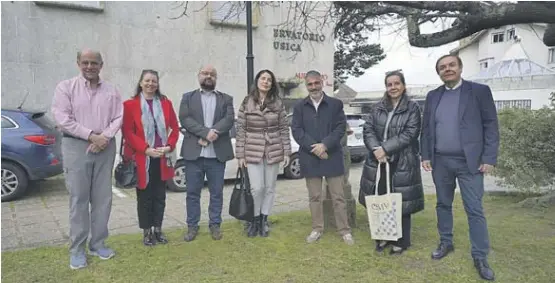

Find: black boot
247;216;259;238
143;228;155;246
153;226;168;244
260;214;269;237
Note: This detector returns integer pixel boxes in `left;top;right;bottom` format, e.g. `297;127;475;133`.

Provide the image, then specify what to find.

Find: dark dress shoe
431;243;454;260
209;225;222;240
143;228;155;246
184;226;199;242
259;214;269;237
375;241;390;252
474;258;495;281
153;227;168;244
247;217;259;238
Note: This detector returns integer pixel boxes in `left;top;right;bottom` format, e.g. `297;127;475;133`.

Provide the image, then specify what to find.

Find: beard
200;79;216;91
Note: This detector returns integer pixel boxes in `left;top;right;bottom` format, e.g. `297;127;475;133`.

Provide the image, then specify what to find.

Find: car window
1;116;17;129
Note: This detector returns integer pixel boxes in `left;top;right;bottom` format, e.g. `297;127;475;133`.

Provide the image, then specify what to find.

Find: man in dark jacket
291;70;354;245
421;55;499;281
179;65;235;242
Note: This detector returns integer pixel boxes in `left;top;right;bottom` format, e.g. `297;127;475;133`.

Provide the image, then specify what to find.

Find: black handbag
114;136;138;189
229;167;254;222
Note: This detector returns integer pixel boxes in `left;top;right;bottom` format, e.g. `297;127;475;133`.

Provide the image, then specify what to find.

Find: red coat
122;96;180;189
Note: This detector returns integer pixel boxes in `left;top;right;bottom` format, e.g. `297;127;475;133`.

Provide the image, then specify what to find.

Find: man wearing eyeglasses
51;49;123;269
178;65;235;242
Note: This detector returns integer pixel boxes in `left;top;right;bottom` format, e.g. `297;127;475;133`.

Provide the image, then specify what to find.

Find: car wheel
284;154;302;179
1;161;29;202
351;156;365;163
166;159;187;192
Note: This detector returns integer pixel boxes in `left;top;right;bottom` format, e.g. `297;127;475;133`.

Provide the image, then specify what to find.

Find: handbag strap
234;167;249;191
119;135;124;158
374;161;391;196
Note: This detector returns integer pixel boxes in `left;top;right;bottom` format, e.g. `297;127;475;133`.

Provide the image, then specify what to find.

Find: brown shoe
209;225;222;240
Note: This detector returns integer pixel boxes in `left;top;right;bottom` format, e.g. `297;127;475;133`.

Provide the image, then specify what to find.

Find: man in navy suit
421;55;499;281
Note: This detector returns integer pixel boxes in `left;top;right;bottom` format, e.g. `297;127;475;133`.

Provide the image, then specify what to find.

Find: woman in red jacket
122;69;179;246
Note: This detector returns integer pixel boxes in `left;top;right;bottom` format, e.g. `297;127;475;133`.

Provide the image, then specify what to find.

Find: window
479;58;493;70
494;100;532;110
507;28;516;40
34;1;104;12
492;32;505;43
549;48;555;64
1;116;17;129
209;2;259;28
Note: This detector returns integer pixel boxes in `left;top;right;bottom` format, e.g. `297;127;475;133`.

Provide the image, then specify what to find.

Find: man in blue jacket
291;70;354;246
421;55;499;281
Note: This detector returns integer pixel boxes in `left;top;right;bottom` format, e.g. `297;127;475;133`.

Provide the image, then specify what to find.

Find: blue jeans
184;158;226;227
432;154;490;259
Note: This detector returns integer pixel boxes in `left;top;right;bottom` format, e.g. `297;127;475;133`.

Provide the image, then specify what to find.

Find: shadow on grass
2;194;555;283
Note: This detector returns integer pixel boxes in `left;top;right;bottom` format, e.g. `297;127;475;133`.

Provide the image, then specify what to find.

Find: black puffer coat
359;94;424;215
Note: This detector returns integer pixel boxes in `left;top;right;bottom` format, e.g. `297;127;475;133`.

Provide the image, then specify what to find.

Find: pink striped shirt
51;75;123;140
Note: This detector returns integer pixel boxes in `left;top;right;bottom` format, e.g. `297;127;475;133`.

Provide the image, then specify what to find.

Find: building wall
516;24;553;68
458;24;553;75
459;43;480;77
1;1;334;112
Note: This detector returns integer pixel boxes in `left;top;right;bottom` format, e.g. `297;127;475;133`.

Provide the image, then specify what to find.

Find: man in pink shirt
51;49;123;270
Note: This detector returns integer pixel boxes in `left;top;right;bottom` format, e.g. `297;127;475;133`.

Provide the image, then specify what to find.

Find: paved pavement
1;163;508;251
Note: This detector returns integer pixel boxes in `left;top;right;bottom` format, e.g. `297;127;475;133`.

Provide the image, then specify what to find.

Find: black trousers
136;158;166;229
376;162;412;249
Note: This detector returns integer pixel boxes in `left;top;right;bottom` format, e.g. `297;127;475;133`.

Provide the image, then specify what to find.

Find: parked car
285;113;368;163
345;113;368;163
1;108;63;202
166;121;301;192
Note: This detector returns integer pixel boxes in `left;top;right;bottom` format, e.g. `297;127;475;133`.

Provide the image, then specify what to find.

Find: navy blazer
420;80;499;173
291;94;346;178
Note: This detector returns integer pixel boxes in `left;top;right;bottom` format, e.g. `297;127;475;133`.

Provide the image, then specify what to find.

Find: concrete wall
1;1;335;111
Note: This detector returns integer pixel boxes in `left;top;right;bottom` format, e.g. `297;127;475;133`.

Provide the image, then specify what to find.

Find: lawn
2;194;555;283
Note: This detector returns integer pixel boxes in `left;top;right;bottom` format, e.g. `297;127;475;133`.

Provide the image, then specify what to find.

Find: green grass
3;194;555;283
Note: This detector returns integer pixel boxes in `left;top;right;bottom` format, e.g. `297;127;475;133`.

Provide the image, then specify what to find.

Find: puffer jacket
359;94;424;215
235;96;291;164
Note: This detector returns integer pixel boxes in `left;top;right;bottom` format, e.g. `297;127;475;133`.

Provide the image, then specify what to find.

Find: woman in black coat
359;71;424;255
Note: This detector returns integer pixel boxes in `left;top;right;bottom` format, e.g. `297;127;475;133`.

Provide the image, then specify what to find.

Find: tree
333;19;385;89
333;1;555;48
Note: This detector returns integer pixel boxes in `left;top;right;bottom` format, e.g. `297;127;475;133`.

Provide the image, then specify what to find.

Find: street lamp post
246;1;254;93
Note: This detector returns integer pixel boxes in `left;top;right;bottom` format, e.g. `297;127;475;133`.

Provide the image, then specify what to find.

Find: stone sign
273;29;326;52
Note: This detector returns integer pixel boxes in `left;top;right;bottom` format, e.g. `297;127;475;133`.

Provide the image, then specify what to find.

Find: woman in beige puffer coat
235;69;291;238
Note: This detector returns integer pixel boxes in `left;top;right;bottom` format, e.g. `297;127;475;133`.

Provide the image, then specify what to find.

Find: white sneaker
306;231;322;243
342;233;355;245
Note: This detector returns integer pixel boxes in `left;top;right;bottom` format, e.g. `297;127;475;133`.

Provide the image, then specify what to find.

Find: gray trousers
62;137;116;254
432;154;490;259
246;159;280;217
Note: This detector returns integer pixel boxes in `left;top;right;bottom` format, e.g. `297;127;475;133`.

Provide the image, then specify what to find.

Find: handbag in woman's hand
114;137;137;189
229;167;254;222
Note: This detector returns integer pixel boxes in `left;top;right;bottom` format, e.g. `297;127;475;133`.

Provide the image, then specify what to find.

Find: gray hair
76;50;103;63
305;70;321;79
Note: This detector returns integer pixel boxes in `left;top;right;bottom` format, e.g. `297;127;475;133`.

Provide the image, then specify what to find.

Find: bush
494;105;555;193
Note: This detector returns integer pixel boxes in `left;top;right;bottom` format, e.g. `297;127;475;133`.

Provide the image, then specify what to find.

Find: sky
346;20;459;92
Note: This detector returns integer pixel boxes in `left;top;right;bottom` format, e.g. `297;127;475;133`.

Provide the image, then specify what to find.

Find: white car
166;122;301;192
